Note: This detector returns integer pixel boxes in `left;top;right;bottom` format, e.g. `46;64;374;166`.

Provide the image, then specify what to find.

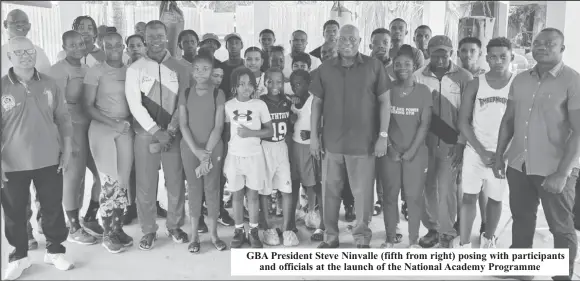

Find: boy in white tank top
454;37;516;249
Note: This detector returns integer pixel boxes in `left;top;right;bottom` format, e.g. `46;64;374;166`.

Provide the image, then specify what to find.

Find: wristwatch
379;131;388;138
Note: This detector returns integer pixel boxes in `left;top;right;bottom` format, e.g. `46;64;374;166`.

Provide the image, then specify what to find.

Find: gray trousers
322;151;375;246
134;133;185;234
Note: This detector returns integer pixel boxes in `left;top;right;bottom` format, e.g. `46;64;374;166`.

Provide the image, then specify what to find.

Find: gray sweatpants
134;133;185;234
322;151;375;246
422;144;458;237
380;145;428;244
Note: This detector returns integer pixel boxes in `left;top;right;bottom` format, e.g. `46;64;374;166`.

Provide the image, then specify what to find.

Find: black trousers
2;165;67;262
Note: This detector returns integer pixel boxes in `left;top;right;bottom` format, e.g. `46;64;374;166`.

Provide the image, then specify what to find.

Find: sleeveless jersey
471;74;514;151
291;94;313;144
261;95;292;142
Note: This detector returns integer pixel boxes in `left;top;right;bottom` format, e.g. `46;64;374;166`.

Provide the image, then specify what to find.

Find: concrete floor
2;170;579;280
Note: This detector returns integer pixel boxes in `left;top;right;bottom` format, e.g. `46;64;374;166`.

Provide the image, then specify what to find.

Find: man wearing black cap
414;35;473;248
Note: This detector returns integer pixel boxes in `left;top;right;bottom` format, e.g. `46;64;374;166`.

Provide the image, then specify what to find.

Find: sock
249;223;259;229
65;209;81;232
84;200;100;222
235;224;244;229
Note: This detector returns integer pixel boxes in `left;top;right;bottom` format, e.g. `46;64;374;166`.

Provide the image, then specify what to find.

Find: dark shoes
419;229;439;248
344;205;355;222
317;241;339;248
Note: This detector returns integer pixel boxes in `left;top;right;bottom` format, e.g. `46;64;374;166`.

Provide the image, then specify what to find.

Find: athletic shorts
290;141;317;187
259;141;292;195
223;151;267;193
461;146;507;201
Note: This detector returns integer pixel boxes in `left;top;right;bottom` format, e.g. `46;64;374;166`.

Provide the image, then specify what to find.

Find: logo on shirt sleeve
44;88;54;108
1;94;16;112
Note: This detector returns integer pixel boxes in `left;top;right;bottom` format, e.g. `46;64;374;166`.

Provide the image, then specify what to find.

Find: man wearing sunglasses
2;36;75;280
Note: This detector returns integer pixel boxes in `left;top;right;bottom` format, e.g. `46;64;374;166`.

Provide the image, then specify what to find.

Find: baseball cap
428;35;453;52
224;33;243;43
200;33;221;49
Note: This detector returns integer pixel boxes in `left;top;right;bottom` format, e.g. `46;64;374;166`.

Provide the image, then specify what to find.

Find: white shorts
223;152;267;193
461;146;507;201
260;141;292;195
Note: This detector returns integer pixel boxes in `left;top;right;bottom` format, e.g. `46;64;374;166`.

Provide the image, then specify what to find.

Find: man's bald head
4;9;31;38
337;24;361;58
7;36;36;69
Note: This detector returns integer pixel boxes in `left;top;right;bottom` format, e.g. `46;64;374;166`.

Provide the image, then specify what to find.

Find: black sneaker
231;228;246;248
218;212;235;226
248;227;263;248
123;205;137;225
156;202;167;218
166;228;189;244
344;205;355;222
436;234;454;248
419;229;439;248
114;229;134;247
81;218;104;238
479;223;486;235
198;217;208;233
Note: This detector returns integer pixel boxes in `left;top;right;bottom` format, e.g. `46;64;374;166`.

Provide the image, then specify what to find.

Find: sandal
188;241;201;254
138;233;157;251
212;239;227;251
311;229;324;241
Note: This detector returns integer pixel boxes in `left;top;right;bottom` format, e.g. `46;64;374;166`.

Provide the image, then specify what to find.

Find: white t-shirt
291;94;313;144
283;52;320;81
1;43;51;77
225;98;271;157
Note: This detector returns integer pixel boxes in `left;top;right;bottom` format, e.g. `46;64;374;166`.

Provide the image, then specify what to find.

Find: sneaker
304;211;321;229
283;230;299;247
67;228;97;245
218;212;235;226
248;227;263;248
102;233;125;254
114;229;134;247
81;219;104;238
198;217;208;233
166;228;189;244
419;229;439;248
409;244;422;249
436;234;454;248
451;236;471;249
231;228;247;248
480;233;497;249
479;223;486;235
43;252;74;271
380;242;395;248
3;257;31;280
344;205;356;222
262;228;281;246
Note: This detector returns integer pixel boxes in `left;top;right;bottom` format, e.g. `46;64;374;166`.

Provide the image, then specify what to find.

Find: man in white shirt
283;30;320;80
1;9;51;77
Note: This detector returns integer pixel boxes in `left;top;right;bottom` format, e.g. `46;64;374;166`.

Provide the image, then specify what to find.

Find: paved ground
1;170;579;280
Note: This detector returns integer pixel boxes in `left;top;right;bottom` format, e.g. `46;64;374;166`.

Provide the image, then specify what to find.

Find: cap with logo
200;33;221;49
224;33;243;44
428;35;453;53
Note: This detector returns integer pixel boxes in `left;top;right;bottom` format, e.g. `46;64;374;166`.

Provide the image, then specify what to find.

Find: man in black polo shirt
2;36;75;280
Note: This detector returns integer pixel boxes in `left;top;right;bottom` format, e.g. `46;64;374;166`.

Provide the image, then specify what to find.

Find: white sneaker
283;230;299;247
380;242;395;248
409;244;422;249
262;229;281;246
452;236;471;248
295;208;307;222
43;252;74;271
304;211;321;229
480;233;497;249
3;257;31;280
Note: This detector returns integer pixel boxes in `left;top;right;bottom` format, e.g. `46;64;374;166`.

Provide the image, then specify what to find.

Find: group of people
1;7;579;281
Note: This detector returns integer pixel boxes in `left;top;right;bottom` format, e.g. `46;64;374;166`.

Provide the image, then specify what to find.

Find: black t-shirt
219;59;245;100
309;46;322;60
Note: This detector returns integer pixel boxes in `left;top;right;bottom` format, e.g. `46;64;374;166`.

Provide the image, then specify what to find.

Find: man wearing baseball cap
199;33;222;65
220;33;245;100
414;35;473;249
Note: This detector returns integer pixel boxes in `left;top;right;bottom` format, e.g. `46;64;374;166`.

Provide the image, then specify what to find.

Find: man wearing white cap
199;33;223;65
